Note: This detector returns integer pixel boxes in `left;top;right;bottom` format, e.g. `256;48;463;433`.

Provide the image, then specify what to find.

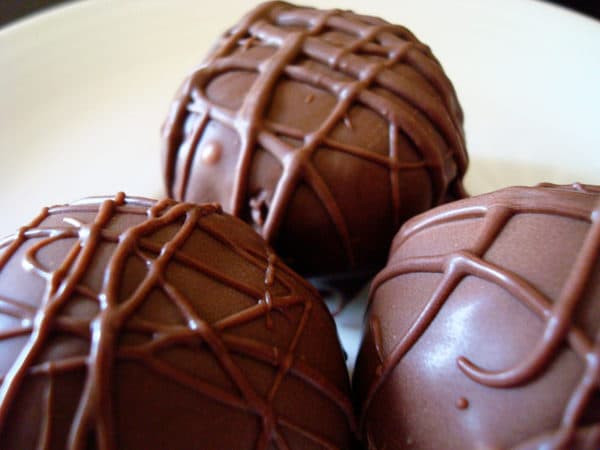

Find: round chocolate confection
162;1;468;283
0;193;355;450
353;183;600;449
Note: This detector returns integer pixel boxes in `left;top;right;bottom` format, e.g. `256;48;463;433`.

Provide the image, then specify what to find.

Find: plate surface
1;0;599;371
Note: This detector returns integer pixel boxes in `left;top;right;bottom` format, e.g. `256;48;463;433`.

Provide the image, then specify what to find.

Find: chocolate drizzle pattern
357;183;600;449
162;1;467;275
0;194;355;449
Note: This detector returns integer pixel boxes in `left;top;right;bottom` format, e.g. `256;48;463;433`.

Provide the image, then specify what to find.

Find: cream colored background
1;0;599;234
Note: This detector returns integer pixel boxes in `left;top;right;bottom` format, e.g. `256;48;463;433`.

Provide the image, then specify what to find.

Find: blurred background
1;0;599;27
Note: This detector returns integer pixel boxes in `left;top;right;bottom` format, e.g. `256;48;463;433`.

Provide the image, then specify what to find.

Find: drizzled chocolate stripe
0;194;354;450
360;183;600;449
162;1;467;275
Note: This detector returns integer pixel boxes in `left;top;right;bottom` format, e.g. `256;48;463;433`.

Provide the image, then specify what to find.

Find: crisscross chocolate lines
0;193;354;449
163;1;467;267
362;183;600;447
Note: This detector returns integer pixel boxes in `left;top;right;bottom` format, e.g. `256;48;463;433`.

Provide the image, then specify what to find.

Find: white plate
1;0;599;372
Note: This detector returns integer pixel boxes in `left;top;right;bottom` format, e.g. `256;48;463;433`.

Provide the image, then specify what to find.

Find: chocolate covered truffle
0;193;355;449
354;183;600;449
162;1;468;283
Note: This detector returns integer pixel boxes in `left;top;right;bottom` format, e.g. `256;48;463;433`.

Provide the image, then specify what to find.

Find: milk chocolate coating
162;1;468;281
0;193;355;449
354;183;600;449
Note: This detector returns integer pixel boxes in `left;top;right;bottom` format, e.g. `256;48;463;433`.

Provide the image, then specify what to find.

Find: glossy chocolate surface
354;183;600;449
0;193;355;449
162;1;468;280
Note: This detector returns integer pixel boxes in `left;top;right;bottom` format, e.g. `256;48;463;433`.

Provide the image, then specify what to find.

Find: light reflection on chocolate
201;142;223;165
354;183;600;450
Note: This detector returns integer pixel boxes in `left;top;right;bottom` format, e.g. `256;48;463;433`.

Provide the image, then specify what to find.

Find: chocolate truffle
0;193;355;449
354;183;600;449
161;1;468;283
